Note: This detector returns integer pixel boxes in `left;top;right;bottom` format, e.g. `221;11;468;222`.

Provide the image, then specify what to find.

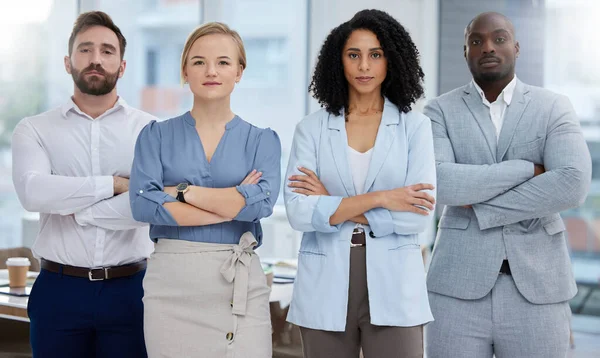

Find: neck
347;89;384;118
475;74;514;103
190;96;235;128
72;87;118;119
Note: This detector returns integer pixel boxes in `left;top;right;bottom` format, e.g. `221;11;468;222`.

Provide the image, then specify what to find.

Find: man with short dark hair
424;12;591;358
12;11;153;357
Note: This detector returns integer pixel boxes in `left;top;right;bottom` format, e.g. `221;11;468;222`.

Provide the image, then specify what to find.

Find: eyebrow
76;42;118;52
190;55;233;60
345;47;383;52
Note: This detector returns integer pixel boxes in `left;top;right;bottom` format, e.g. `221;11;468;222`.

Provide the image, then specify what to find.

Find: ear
235;64;243;83
515;41;520;58
463;45;467;59
64;56;72;74
118;60;127;79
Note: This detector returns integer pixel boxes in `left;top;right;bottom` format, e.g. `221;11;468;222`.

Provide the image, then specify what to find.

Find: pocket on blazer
438;216;470;230
543;218;566;236
510;137;544;156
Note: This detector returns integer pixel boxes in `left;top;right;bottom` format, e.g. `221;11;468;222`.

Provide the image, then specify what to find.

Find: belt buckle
351;228;365;247
88;267;109;281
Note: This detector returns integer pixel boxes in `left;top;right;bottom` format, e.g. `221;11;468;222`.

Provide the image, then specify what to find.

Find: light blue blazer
284;98;436;331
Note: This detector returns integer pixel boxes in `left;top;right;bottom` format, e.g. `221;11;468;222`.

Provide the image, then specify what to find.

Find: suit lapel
362;99;398;193
462;83;497;161
328;111;356;197
496;80;531;161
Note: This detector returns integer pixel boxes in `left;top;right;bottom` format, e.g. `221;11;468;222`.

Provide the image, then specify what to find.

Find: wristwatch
176;183;190;203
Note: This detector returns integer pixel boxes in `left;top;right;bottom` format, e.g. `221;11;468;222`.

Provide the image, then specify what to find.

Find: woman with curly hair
284;9;436;357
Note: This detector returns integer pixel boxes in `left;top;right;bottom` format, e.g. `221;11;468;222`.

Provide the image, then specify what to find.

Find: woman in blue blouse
285;10;436;357
129;22;280;357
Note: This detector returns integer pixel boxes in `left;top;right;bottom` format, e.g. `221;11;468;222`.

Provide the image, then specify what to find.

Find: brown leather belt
351;231;366;247
41;258;147;281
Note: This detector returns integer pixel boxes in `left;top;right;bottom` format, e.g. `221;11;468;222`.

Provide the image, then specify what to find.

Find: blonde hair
180;22;247;85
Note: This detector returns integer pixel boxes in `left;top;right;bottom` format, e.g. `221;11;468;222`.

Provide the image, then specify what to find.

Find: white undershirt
347;146;373;231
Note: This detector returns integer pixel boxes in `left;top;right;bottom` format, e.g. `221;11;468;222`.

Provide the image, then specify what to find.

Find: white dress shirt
347;146;373;232
12;97;155;267
472;75;517;139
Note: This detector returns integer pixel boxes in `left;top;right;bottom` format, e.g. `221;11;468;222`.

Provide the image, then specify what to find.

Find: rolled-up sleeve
129;121;179;226
234;129;282;222
364;117;437;236
284;119;343;233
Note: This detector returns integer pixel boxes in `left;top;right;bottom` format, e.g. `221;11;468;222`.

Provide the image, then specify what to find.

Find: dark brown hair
68;11;127;59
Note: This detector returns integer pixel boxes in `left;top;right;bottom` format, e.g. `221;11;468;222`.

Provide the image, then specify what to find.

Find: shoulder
123;106;159;125
522;83;564;102
295;108;330;135
13;107;63;135
402;110;432;139
236;116;281;148
429;85;469;107
138;113;188;140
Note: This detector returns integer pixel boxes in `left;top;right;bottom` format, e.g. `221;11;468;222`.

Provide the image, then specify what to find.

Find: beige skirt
143;232;272;358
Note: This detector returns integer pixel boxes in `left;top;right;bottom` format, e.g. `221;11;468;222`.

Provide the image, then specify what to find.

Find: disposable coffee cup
6;257;30;288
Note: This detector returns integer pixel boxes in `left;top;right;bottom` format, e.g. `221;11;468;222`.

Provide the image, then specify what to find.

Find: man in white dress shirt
11;11;154;358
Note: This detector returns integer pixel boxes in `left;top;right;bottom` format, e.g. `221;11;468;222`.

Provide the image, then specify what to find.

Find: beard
71;63;120;96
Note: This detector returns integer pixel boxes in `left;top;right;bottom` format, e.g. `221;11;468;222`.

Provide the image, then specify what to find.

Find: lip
479;57;500;67
85;71;104;76
355;76;374;83
203;81;222;86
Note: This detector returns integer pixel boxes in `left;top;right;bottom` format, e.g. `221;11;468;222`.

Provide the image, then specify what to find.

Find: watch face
176;183;188;191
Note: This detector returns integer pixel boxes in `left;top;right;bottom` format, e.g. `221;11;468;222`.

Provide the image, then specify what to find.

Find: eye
193;60;204;65
103;50;113;55
348;53;359;59
371;52;382;59
80;48;90;53
496;37;506;43
218;60;230;66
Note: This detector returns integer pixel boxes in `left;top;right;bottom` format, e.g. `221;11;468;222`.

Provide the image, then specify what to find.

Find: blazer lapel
362;99;398;193
328;111;356;197
496;80;531;161
462;83;497;161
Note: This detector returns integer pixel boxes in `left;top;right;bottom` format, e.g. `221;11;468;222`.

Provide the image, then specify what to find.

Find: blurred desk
0;269;32;322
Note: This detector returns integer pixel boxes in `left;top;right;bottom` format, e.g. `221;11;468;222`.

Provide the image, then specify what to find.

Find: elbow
393;215;433;235
17;188;45;213
130;198;147;223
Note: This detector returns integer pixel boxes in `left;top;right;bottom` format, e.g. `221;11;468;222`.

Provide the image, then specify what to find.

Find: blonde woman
129;22;281;357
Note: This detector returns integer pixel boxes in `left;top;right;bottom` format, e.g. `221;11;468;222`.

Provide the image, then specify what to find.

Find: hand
288;167;329;196
534;164;545;177
164;186;177;198
381;183;435;215
113;176;129;195
240;169;262;185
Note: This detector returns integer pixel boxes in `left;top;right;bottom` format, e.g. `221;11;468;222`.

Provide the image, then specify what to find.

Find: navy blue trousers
28;268;147;358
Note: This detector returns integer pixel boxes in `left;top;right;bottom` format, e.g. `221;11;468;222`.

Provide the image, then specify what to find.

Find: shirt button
369;231;376;238
266;191;270;196
226;332;234;341
139;190;143;194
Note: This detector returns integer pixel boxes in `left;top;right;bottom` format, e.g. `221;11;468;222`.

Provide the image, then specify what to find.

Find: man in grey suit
424;12;591;358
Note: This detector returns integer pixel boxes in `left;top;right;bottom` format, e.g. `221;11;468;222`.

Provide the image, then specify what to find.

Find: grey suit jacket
425;79;592;304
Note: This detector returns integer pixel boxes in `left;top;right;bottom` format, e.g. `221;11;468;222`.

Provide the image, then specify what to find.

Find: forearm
74;192;146;231
350;215;369;225
329;192;383;226
184;186;245;219
436;160;534;206
163;202;231;226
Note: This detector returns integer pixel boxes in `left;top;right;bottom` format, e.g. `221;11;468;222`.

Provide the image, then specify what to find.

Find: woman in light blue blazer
284;10;436;357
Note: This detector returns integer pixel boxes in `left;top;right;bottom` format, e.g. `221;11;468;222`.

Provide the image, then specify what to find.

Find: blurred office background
1;0;598;354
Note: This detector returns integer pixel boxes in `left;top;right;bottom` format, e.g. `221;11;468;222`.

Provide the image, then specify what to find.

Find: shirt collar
60;96;128;119
472;75;517;106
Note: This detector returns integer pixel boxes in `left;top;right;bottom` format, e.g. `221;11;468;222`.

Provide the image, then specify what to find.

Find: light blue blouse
129;112;281;247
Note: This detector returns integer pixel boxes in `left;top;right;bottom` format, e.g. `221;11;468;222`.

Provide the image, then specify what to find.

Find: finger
409;205;430;216
411;198;434;211
288;181;317;191
292;188;315;196
412;191;436;204
298;166;318;179
288;174;312;182
241;169;257;184
410;183;435;191
248;171;262;184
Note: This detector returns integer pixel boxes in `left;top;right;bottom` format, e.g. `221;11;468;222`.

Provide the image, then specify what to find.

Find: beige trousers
299;246;424;358
143;233;272;357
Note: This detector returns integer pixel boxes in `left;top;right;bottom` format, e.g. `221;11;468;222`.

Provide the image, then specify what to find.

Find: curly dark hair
309;9;424;116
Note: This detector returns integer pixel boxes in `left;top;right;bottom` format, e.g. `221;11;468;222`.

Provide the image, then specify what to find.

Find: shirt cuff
95;176;114;201
74;207;93;226
311;195;343;232
236;184;270;206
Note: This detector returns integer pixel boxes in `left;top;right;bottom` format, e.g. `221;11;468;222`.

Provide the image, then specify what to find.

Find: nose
358;57;369;72
481;39;496;54
90;49;102;65
206;62;217;77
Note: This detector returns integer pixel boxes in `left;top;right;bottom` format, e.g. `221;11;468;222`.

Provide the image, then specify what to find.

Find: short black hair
309;9;424;116
68;11;127;59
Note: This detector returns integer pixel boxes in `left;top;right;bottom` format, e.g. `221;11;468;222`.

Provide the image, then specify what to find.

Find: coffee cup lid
6;257;31;266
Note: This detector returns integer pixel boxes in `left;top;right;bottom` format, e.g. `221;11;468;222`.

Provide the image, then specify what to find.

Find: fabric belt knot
219;232;257;316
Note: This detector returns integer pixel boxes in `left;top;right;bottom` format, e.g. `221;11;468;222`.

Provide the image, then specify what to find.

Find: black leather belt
41;258;147;281
499;260;511;275
351;231;366;247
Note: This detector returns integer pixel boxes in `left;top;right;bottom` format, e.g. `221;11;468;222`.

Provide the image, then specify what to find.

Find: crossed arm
425;95;592;230
11;121;146;231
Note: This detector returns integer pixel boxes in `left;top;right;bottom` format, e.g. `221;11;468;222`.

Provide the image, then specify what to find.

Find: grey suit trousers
299;246;424;358
425;274;571;358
